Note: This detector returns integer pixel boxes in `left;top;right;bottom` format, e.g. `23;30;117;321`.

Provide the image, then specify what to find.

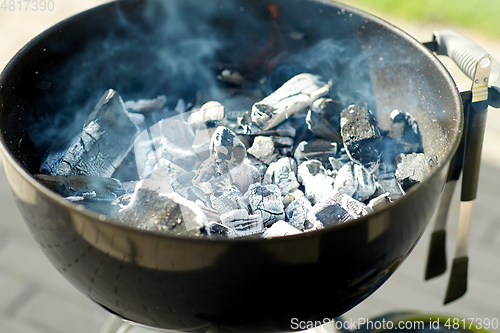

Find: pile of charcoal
37;73;437;239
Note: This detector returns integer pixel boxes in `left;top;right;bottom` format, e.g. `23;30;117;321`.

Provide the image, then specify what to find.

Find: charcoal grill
0;0;498;332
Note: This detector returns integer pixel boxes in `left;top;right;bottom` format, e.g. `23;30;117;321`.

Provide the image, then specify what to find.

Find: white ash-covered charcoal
297;160;336;204
124;95;167;113
196;204;221;222
244;183;285;228
395;153;438;191
220;209;264;237
376;173;405;199
210;126;247;174
308;192;372;228
262;220;302;239
210;187;248;214
285;195;313;231
294;139;338;166
333;163;377;202
368;193;392;210
247;136;277;165
206;221;237;239
263;157;300;195
134;111;199;178
248;156;268;180
251;73;332;130
328;154;351;171
192;125;218;159
34;174;126;201
229;158;262;193
282;188;305;208
150;159;212;206
149;158;193;195
388;109;423;154
234;114;297;137
187;101;225;127
340;104;383;171
46;89;140;178
117;187;207;237
192;156;232;194
307;196;352;227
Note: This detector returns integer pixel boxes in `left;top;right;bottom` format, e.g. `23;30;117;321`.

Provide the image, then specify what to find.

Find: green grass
342;0;500;38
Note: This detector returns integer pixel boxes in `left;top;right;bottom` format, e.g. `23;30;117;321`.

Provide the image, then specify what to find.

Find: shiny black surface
0;0;462;332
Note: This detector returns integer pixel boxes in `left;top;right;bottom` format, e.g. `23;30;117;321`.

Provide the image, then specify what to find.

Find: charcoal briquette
247;136;277;165
220;209;264;237
285;195;313;230
388;109;423;154
340;104;382;170
263;157;300;195
395;153;437;191
251;73;331;130
52;89;140;178
206;221;237;238
210;187;248;214
244;183;285;227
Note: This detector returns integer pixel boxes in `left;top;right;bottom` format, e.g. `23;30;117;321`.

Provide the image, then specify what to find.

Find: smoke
31;0;448;181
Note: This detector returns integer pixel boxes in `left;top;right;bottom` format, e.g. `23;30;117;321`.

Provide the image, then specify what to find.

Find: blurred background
0;1;499;332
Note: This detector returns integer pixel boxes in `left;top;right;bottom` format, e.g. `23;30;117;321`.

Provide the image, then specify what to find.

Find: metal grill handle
433;30;500;87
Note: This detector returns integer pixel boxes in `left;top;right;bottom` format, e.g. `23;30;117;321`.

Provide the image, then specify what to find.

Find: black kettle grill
1;0;499;332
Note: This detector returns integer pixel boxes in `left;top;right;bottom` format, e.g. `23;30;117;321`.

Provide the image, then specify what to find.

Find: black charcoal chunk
220;209;264;237
244;183;285;228
308;192;372;228
340;104;382;170
297;160;335;204
294;139;338;166
206;221;236;239
310;97;342;131
247;136;277;165
263;157;300;195
251;73;331;130
117;188;207;237
395;153;438;191
285;195;313;231
210;126;247;174
262;220;302;238
388;109;423;154
306;103;342;143
210;187;248;214
124;95;167;113
47;89;140;178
